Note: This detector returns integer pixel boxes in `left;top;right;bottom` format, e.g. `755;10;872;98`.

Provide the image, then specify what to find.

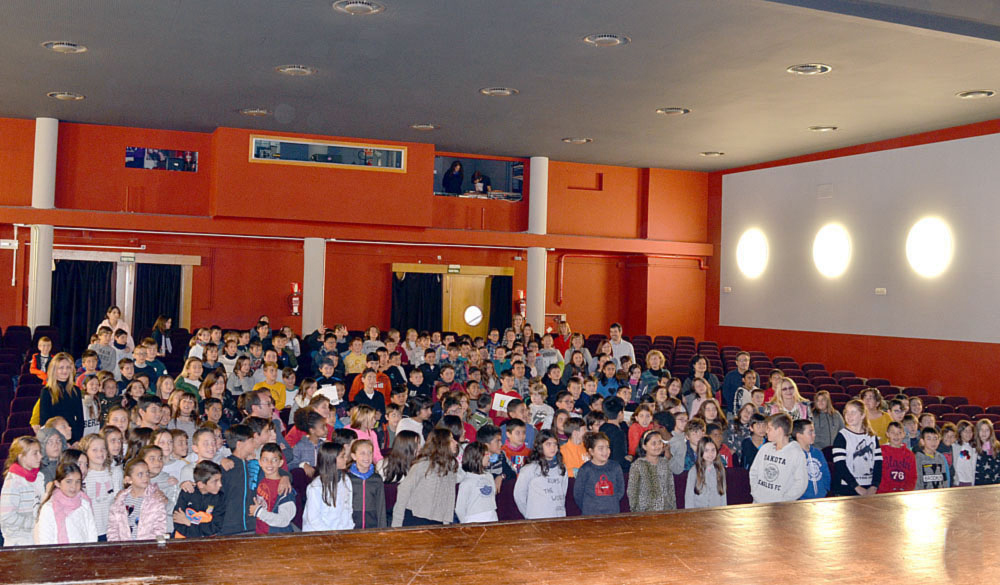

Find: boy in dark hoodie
219;424;292;535
347;439;387;529
598;397;630;474
173;460;226;538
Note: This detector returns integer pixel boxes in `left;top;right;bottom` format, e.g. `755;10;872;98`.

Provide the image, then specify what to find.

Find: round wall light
736;228;768;279
813;223;852;278
906;217;953;278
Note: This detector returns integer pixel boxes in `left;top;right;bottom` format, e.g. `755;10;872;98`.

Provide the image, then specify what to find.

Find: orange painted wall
546;255;627;336
210;128;435;227
548;162;643;238
645;169;708;242
0;118;35;207
430;197;528;232
705;119;1000;407
55;123;212;215
324;244;526;331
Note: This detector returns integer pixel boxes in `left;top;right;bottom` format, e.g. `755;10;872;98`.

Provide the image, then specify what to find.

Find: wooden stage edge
2;485;996;585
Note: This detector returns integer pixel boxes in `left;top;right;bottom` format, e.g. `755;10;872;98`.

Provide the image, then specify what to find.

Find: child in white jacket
513;431;568;519
455;442;498;523
35;462;98;545
1;437;46;547
302;442;354;532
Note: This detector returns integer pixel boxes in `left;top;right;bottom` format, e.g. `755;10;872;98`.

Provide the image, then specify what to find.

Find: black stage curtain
391;273;443;333
133;264;181;336
50;260;115;357
488;275;513;333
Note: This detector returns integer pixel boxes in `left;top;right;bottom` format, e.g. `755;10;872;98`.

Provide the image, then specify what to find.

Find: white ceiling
2;0;1000;171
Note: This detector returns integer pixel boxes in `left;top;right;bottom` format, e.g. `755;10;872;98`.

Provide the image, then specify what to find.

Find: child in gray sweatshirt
916;427;952;490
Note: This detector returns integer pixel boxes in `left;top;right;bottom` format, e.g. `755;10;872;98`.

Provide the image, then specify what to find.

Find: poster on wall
125;147;198;172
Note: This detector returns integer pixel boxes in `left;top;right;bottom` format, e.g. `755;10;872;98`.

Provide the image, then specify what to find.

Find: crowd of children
2;313;996;547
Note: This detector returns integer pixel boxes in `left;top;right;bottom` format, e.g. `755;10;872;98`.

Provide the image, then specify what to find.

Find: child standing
391;428;459;526
514;431;568;519
627;404;655;457
0;437;45;546
251;443;297;534
347;439;387;529
974;419;1000;485
107;458;168;541
33;462;98;544
167;391;199;441
953;420;977;486
172;461;225;538
832;399;882;496
303;441;354;532
877;422;917;493
455;442;498;524
627;429;676;512
345;405;384;464
749;413;807;503
501;418;531;473
559;417;590;478
573;432;624;516
793;419;831;499
915;427;951;490
685;437;727;509
78;434;122;540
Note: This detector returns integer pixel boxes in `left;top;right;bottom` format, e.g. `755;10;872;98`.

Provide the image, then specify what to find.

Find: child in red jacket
878;422;916;493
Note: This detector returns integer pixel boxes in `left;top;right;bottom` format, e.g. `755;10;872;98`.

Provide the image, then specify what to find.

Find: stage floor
1;486;993;584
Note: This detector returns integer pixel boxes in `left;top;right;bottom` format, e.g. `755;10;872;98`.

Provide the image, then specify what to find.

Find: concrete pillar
526;156;549;330
27;118;59;329
526;247;546;330
27;225;54;329
31;118;58;209
302;238;327;334
528;156;549;235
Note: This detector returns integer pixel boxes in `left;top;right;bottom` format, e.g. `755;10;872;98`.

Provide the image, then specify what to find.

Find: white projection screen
720;132;1000;344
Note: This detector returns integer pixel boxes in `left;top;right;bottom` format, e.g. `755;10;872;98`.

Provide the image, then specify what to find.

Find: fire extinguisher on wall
288;282;302;316
515;289;526;318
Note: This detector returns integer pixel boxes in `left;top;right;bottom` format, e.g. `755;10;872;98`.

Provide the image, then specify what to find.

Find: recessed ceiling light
582;33;630;47
479;87;519;97
41;41;87;54
275;65;316;76
655;107;691;116
786;63;832;75
46;91;84;101
410;123;439;131
561;137;593;144
808;126;838;132
700;151;725;157
956;90;995;99
238;107;272;117
332;0;385;15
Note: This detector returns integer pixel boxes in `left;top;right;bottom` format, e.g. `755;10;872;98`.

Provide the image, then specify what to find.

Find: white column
526;247;546;330
31;118;59;209
528;156;549;235
526;156;549;329
27;225;54;329
27;118;59;329
302;238;327;334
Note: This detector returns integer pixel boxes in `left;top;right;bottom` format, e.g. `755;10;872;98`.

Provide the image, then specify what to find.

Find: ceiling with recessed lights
2;0;1000;171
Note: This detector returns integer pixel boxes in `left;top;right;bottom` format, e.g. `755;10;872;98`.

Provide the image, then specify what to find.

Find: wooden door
443;274;489;337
